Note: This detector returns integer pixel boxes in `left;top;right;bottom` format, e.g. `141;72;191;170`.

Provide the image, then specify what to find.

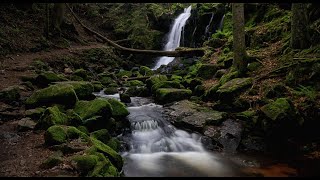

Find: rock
264;83;287;99
64;67;73;74
72;154;99;174
203;82;221;101
120;93;131;103
236;110;258;122
219;71;239;85
126;86;150;97
214;69;227;78
25;107;46;120
104;87;118;95
124;80;144;87
55;81;95;100
106;138;121;152
36;106;68;130
44;125;67;145
25;84;78;109
66;109;83;127
92;81;104;92
0;86;20;103
139;66;154;76
90;129;111;144
73;98;112;121
17;117;36;131
155;88;192;104
260;98;294;121
99;76;116;86
170;75;183;83
151;81;184;93
216;78;253;99
146;75;168;90
73;69;89;80
35;71;67;87
41;151;63;169
107;98;130;118
196;64;218;79
182;78;202;91
116;70;132;79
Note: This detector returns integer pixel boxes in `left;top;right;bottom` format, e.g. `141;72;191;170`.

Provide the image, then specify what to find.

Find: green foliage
293;85;317;101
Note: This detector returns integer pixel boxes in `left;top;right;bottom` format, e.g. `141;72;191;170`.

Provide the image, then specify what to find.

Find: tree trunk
44;3;49;38
291;3;310;49
232;3;247;75
52;3;66;35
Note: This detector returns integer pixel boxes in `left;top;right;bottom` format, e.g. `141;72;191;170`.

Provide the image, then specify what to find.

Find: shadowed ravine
94;91;247;177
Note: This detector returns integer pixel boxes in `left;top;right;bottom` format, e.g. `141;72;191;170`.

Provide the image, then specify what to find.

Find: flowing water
204;12;215;39
218;14;225;31
94;91;248;177
152;6;192;70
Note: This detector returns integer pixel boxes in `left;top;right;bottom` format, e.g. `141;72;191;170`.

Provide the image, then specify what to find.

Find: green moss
0;86;20;103
126;86;150;97
99;76;116;86
41;151;63;169
196;64;218;79
25;107;46;120
155;88;192;104
139;66;154;76
74;69;89;80
66;109;83;127
92;81;104;92
73;98;112;120
44;125;67;145
35;71;67;86
90;129;111;144
170;75;183;83
66;126;88;139
151;81;184;93
236;110;257;122
124;80;144;87
72;154;99;174
104;87;118;95
219;71;239;85
106;138;121;152
260;98;293;121
25;84;78;109
217;78;253;95
146;75;168;90
116;70;132;79
107;98;130;118
56;81;94;100
36;106;68;130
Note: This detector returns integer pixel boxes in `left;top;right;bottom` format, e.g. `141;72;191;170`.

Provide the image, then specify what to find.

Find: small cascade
218;14;225;31
152;5;192;70
204;12;215;37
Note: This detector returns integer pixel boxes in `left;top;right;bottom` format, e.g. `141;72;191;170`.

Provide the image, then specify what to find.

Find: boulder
107;98;130;118
25;107;45;120
73;98;112;121
151;81;184;93
104;87;118;95
17;117;36;131
55;81;95;100
146;75;168;90
36;106;68;130
90;129;111;144
155;88;192;104
216;78;253;98
124;80;144;87
139;66;154;76
126;86;150;97
25;84;78;109
44;125;67;145
120;93;131;103
0;86;20;103
73;69;90;80
260;98;294;121
196;64;218;79
35;71;67;87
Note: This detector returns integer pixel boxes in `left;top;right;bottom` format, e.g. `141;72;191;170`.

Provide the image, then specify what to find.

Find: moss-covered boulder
170;75;183;83
72;154;99;175
264;83;287;99
92;81;104;92
151;81;184;93
116;70;132;79
203;82;221;101
73;69;90;81
36;106;68;130
236;110;258;122
55;81;95;100
155;88;192;104
216;78;253;98
260;98;294;121
66;109;83;127
90;129;111;144
104;87;118;95
88;137;123;170
126;86;150;97
0;86;20;103
219;71;239;85
41;151;63;169
99;76;116;86
88;152;120;177
182;78;202;91
106;138;121;152
196;64;219;79
35;71;67;87
139;66;154;76
25;84;78;109
120;93;131;103
44;125;67;145
124;80;144;87
107;98;129;118
25;107;46;120
146;75;168;90
73;98;112;120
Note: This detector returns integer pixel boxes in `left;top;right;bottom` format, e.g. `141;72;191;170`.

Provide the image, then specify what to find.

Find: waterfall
204;12;215;37
218;14;225;31
152;5;192;70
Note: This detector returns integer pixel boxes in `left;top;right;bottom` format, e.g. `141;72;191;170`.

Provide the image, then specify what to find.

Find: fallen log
67;4;205;58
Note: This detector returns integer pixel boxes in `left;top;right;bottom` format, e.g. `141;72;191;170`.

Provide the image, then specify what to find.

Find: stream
94;91;257;177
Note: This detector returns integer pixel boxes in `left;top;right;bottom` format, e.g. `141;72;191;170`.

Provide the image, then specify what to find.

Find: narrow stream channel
94;91;249;177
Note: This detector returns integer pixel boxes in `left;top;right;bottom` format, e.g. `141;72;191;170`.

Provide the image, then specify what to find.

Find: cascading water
218;14;225;31
152;5;192;70
204;12;215;39
94;90;245;177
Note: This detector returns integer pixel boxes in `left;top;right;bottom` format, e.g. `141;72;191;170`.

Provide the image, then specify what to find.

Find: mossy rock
204;111;227;126
70;75;84;81
66;109;83;127
55;81;95;100
196;64;219;79
146;75;168;90
99;76;116;86
203;82;221;101
35;71;67;87
116;70;132;79
106;138;121;152
215;69;227;78
92;81;104;92
88;137;123;170
216;78;253;98
151;81;184;94
25;84;78;109
36;106;68;130
124;80;144;87
264;83;287;99
44;125;67;145
155;88;192;104
139;66;154;76
104;87;118;95
236;110;258;122
73;69;90;80
193;85;205;96
219;70;239;85
182;78;202;91
88;152;119;177
25;107;46;120
73;98;112;120
66;126;88;139
260;98;294;121
90;129;111;144
41;151;63;169
126;86;150;97
107;98;130;118
72;154;99;175
120;93;131;103
0;86;20;103
170;75;183;83
77;125;89;135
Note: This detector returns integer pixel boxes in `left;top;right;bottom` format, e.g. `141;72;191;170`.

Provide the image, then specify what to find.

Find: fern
294;85;317;101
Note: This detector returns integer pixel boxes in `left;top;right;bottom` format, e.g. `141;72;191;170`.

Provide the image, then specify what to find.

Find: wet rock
34;71;67;87
54;81;95;100
104;87;118;95
145;75;168;90
0;85;20;104
155;88;192;105
74;98;112;121
124;80;144;87
120;93;131;103
17;117;36;131
151;81;184;93
139;66;154;76
106;98;130;118
36;106;68;130
196;64;218;79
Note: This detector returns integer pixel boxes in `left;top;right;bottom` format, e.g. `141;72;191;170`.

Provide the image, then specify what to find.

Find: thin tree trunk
291;3;310;49
232;3;247;75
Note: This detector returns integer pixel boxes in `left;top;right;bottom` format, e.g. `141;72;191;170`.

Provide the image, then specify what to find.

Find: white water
205;12;215;38
94;91;244;176
152;5;192;70
218;14;225;31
